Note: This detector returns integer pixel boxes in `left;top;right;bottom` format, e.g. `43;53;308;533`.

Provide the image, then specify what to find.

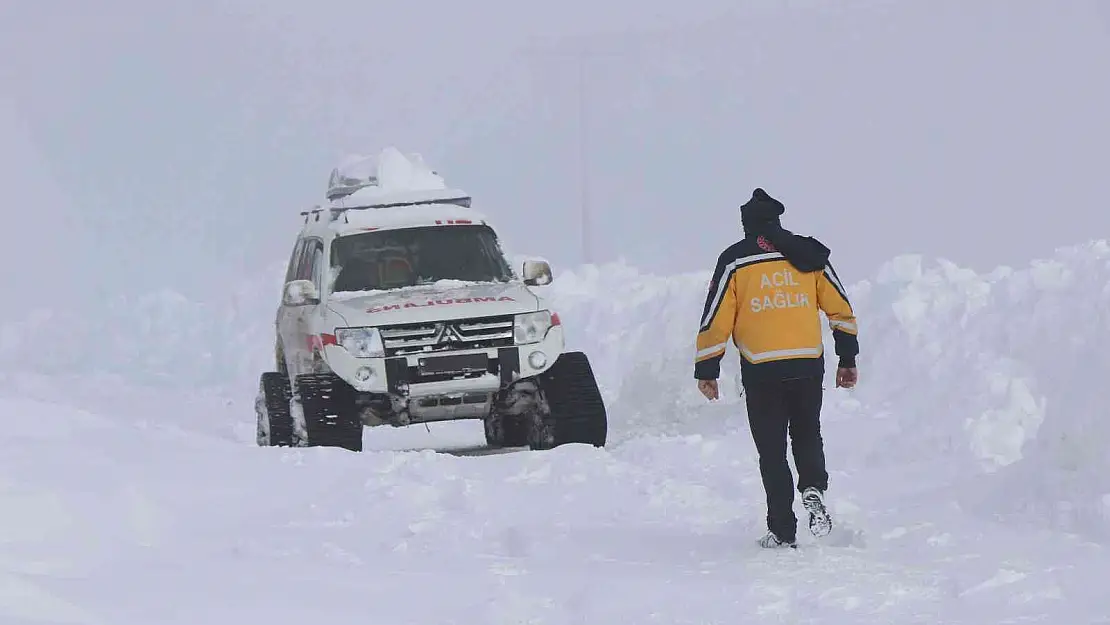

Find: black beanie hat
740;188;785;230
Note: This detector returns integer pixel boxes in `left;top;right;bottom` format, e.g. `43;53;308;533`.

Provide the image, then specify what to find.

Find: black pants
744;375;828;542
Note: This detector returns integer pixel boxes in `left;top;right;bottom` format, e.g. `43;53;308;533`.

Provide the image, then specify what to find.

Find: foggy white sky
2;0;1108;308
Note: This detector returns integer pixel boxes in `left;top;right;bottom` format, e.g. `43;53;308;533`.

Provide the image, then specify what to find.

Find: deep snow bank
0;261;286;388
542;242;1110;542
550;242;1110;461
2;240;1109;538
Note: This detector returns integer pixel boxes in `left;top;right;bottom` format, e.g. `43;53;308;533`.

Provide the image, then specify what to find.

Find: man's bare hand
836;367;858;389
697;379;719;400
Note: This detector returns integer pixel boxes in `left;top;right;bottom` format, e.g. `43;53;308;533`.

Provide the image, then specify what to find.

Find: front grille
379;315;515;356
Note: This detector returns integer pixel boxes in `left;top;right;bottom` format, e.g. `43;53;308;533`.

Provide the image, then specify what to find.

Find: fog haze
2;0;1108;310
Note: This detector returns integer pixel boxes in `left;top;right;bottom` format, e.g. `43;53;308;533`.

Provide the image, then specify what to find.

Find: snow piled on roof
328;146;469;208
334;147;445;191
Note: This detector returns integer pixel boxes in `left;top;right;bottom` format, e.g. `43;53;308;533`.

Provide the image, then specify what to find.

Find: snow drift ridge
542;240;1110;540
1;240;1108;538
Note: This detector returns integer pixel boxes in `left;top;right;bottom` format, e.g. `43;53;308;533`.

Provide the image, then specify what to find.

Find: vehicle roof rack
299;207;325;224
330;194;472;223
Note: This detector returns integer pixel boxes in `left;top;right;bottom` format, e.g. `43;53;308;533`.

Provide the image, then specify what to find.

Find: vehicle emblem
433;323;463;344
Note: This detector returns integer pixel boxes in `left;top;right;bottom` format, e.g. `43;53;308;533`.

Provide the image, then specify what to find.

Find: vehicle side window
285;239;305;283
310;241;326;294
295;239;317;281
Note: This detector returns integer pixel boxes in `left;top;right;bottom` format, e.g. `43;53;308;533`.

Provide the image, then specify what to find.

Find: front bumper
323;324;565;395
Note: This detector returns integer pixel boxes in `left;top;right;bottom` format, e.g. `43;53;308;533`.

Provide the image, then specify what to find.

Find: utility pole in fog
576;49;592;266
518;42;596;265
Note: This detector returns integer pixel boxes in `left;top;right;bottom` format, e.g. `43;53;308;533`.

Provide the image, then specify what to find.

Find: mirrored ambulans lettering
751;268;810;313
368;296;515;314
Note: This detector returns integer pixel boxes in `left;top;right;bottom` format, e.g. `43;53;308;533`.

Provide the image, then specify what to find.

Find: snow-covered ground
2;241;1109;624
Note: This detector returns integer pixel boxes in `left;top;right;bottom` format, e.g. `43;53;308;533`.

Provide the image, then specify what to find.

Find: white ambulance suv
254;148;607;452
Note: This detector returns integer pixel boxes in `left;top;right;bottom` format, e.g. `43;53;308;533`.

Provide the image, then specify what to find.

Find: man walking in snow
694;188;859;549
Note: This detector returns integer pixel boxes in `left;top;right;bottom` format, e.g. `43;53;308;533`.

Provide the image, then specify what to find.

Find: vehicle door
276;238;306;376
299;238;324;375
282;238;320;377
291;238;326;375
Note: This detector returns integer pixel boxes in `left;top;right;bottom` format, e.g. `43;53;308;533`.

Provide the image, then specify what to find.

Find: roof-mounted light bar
326;167;378;201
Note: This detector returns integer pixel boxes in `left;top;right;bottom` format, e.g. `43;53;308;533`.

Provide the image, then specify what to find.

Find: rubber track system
259;371;294;446
534;351;607;450
296;373;363;452
484;409;530;448
501;417;530;447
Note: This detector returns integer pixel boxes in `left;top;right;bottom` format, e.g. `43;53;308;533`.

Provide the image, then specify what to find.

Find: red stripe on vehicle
307;334;337;351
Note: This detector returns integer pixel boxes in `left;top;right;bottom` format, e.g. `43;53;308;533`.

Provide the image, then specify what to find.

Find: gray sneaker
802;487;832;537
757;530;797;549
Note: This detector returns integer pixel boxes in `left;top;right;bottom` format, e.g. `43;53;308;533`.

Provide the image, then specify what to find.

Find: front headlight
514;310;553;345
334;327;385;358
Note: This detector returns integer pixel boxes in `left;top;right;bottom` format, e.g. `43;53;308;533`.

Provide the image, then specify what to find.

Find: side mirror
283;279;320;306
522;259;553;286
